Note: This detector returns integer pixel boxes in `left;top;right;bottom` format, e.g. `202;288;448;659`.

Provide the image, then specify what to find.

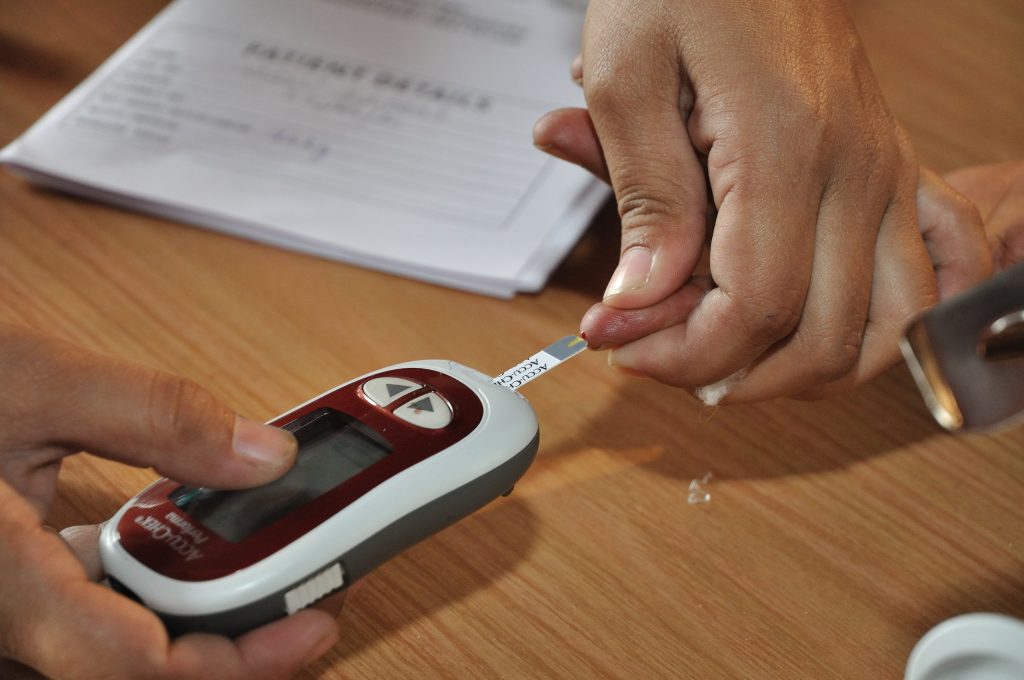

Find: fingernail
232;416;297;469
532;115;562;156
606;350;648;378
604;247;653;300
534;140;562;157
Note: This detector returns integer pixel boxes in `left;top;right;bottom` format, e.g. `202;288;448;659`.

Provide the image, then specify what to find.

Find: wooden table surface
2;2;1022;678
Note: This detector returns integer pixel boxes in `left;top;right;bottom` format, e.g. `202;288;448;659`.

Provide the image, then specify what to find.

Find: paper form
1;0;607;297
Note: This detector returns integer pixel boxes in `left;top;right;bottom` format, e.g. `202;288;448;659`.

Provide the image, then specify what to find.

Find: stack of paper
1;0;607;297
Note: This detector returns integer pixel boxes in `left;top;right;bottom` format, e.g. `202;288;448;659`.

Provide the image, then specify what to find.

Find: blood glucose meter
99;360;539;637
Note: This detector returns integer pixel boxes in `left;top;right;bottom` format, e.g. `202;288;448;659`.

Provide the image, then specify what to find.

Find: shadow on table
0;28;80;84
543;363;941;482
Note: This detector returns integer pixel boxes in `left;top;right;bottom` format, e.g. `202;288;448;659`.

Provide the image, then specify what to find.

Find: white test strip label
493;335;587;391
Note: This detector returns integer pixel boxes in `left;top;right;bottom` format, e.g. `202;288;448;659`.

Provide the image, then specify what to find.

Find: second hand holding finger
554;0;953;401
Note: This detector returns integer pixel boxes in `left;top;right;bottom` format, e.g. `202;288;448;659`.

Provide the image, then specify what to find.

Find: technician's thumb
582;85;710;310
536;102;709;314
5;326;297;489
78;365;298;489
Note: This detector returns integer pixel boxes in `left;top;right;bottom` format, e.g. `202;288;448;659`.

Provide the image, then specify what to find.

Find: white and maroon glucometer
99;360;539;637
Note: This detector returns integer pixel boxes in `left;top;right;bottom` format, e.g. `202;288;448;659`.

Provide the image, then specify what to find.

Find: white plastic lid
905;613;1024;680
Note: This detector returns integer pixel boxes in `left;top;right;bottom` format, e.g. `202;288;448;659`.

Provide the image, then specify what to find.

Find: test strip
493;335;587;391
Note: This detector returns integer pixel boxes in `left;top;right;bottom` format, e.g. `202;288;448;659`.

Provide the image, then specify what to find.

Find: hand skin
533;0;992;403
944;160;1024;272
0;324;341;680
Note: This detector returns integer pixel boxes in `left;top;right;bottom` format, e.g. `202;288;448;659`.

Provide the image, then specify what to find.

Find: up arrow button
386;383;410;398
361;377;422;407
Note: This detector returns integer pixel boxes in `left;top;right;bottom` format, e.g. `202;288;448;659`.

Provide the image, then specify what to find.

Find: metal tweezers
901;263;1024;431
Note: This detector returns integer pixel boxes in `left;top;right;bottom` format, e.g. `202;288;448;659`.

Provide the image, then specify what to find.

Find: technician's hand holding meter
0;324;337;680
100;336;586;637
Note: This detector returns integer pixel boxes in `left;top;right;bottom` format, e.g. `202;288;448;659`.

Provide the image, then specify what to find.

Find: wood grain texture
1;1;1022;678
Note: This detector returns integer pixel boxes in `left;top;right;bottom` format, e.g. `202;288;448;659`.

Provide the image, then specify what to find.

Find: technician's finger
13;581;337;680
235;609;340;675
0;325;296;489
917;166;992;297
581;4;708;310
945;160;1024;271
533;107;609;183
815;192;938;397
311;589;348;619
704;140;897;401
165;610;340;679
59;523;104;581
0;490;158;680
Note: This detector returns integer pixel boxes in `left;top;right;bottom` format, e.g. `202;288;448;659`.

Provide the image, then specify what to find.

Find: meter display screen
170;408;392;542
